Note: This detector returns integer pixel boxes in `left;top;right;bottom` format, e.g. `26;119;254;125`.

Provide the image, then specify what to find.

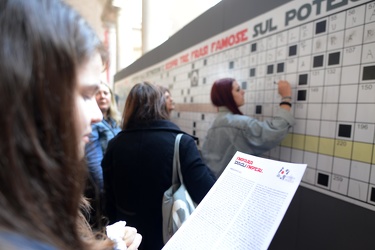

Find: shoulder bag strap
172;133;184;192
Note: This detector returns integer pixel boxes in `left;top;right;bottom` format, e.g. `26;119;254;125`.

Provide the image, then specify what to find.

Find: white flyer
163;151;307;250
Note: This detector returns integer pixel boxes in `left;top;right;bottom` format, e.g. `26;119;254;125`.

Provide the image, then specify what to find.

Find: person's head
96;81;121;124
159;85;175;114
0;0;108;249
122;82;169;129
210;78;244;115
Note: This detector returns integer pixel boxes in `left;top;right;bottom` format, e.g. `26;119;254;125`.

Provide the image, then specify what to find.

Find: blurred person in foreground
0;0;141;249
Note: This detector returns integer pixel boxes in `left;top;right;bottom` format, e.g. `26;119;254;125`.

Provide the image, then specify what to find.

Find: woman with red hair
201;78;295;178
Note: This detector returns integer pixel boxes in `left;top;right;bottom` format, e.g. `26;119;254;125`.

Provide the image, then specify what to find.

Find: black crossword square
255;105;262;114
316;20;327;34
251;43;257;52
267;64;274;74
317;173;329;186
229;61;234;69
241;81;247;90
363;65;375;80
313;55;324;67
299;74;308;85
289;45;297;56
338;124;352;138
277;63;284;73
250;68;256;77
328;52;340;66
297;90;307;101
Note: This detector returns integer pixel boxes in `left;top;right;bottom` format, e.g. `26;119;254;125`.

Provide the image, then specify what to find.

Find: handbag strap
172;133;184;192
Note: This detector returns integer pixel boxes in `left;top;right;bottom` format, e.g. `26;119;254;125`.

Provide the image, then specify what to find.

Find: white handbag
162;133;196;244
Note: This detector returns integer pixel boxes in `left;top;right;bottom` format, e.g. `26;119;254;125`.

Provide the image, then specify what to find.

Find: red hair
210;78;243;115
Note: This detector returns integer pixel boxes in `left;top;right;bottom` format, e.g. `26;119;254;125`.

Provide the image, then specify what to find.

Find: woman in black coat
102;82;216;250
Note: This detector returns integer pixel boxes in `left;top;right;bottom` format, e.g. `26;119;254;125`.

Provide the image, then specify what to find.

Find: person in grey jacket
201;78;295;178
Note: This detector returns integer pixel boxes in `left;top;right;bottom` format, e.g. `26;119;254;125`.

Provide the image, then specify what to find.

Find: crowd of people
95;79;294;250
0;0;295;249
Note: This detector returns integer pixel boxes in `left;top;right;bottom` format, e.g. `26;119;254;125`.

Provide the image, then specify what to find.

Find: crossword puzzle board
115;0;375;210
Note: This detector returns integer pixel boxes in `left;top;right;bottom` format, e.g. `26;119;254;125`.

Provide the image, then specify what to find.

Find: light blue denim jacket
201;107;295;178
85;118;121;191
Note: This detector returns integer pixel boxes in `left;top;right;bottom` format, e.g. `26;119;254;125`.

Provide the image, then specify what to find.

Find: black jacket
102;120;216;250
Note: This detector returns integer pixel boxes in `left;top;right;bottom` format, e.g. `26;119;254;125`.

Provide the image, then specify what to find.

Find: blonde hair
100;81;121;125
